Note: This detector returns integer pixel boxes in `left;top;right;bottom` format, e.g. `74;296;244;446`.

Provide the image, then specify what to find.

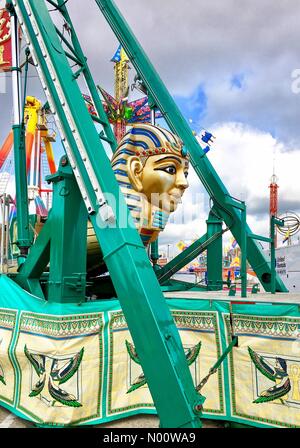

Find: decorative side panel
107;309;225;417
224;313;300;427
15;312;104;426
0;309;17;406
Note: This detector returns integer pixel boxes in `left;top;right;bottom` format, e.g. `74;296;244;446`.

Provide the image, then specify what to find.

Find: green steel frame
16;158;88;303
206;209;223;291
157;228;227;286
271;216;285;294
10;10;31;263
8;0;204;428
95;0;287;293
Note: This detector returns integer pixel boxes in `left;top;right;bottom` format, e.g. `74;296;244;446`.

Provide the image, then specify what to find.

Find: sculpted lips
169;190;184;202
159;190;184;212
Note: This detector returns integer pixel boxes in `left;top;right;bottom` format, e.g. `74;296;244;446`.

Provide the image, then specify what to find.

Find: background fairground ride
0;95;56;272
167;174;300;293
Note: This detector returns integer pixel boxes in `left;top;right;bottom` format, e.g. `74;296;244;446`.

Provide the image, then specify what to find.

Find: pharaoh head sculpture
111;124;189;245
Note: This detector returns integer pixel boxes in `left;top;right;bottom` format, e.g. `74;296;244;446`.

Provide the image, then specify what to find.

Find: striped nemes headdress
111;124;188;245
112;123;187;175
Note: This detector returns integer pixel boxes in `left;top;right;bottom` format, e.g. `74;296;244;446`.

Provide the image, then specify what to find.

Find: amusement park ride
0;96;56;198
0;0;294;429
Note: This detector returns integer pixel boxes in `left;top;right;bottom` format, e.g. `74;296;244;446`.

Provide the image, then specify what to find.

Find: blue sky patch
174;85;207;133
230;73;245;90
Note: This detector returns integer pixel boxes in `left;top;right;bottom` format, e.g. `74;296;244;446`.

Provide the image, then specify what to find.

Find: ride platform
0;275;299;428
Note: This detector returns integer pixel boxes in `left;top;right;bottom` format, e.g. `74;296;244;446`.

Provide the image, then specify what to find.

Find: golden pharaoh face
111;124;189;245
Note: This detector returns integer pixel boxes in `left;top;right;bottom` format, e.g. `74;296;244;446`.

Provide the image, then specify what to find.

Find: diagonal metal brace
157;229;228;285
196;336;238;392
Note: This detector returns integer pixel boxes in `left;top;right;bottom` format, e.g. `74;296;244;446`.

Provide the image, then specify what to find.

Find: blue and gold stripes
110;124;185;245
152;210;169;230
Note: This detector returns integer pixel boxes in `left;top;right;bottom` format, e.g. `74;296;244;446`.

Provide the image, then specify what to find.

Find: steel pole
270;215;276;294
241;203;247;298
9;7;31;264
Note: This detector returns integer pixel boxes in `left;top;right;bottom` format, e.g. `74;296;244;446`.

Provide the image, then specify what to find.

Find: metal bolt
193;404;203;414
61;157;68;167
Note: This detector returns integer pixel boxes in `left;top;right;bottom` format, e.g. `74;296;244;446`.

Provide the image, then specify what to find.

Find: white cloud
160;121;300;251
209;121;300;211
161;122;300;247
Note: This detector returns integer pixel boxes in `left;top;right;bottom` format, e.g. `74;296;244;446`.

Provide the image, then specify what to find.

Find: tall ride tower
269;172;279;247
112;45;129;142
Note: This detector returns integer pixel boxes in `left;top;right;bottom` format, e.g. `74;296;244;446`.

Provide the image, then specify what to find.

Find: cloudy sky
1;0;300;253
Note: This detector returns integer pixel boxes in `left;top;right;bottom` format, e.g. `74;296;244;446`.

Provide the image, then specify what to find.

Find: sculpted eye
161;166;176;175
184;172;188;178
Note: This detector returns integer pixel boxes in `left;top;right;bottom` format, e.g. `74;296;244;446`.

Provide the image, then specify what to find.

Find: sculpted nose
176;170;189;190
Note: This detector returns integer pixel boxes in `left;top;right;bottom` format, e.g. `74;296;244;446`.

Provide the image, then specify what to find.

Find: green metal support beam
15;217;51;299
12;0;203;428
12;124;32;260
270;216;285;294
240;203;247;298
249;233;272;244
157;230;226;285
206;209;223;291
95;0;288;293
9;6;31;264
46;160;88;303
150;240;160;273
16;159;88;304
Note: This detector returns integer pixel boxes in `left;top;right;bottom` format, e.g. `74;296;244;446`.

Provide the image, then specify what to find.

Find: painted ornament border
14;311;104;426
0;308;18;406
107;309;225;416
224;312;300;428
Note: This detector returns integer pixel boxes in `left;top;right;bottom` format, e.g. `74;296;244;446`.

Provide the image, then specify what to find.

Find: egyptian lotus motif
111;124;189;246
125;339;201;394
24;345;84;407
248;347;291;405
0;339;6;386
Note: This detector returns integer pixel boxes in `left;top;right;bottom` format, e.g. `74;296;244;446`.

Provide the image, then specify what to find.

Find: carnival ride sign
0;9;12;72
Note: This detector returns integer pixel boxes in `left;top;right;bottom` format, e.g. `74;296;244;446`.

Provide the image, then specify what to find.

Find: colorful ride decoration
277;211;300;245
0;9;12;72
176;240;188;252
98;45;162;142
0;96;56;267
223;239;241;281
0;96;56;203
100;87;162;139
196;130;215;155
112;44;129;142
